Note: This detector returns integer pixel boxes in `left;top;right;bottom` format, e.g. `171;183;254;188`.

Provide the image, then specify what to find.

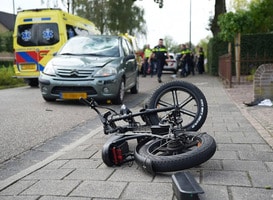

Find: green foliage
74;0;146;36
0;32;13;53
207;36;229;76
218;11;251;42
218;0;273;42
247;0;273;33
0;66;25;88
207;32;273;77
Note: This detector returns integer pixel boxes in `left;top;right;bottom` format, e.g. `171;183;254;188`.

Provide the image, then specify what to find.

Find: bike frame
80;97;179;135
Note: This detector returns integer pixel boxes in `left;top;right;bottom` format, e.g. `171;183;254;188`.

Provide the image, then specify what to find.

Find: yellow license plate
61;92;87;99
21;64;37;70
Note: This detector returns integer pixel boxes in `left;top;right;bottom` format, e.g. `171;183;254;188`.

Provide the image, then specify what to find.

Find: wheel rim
147;135;201;156
154;88;200;128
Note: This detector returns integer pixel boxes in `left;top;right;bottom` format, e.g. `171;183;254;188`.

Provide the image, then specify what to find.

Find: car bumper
39;75;120;100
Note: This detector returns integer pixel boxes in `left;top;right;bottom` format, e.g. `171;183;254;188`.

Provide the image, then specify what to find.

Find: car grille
56;68;94;78
51;86;97;95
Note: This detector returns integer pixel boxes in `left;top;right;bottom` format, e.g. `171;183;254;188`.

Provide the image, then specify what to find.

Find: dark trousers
156;59;165;79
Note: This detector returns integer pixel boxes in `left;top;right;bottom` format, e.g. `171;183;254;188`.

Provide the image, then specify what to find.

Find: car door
121;38;136;89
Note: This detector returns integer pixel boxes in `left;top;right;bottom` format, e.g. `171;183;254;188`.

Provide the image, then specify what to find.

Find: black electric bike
80;80;216;174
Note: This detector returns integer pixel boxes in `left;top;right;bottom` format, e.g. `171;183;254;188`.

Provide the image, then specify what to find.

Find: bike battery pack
172;171;204;200
151;125;169;135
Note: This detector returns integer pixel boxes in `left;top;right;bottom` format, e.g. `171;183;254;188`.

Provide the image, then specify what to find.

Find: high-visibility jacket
144;48;153;58
152;45;167;61
181;48;192;62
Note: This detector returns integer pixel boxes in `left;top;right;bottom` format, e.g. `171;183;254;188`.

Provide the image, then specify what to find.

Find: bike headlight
42;62;56;76
94;66;117;77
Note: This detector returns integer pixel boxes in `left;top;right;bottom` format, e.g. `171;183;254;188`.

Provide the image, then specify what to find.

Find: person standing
197;47;205;74
149;38;169;83
180;44;194;77
142;44;153;77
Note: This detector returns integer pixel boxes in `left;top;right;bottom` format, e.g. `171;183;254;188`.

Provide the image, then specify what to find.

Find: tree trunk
235;32;241;84
210;0;227;36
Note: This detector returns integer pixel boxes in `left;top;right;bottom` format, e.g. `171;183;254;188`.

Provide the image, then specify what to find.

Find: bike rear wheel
134;132;216;173
147;80;208;131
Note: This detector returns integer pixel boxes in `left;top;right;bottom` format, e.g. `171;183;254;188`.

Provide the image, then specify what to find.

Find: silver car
39;35;139;104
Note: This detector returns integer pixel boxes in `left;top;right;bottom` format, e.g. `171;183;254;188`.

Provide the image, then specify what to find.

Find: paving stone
121;182;173;200
195;159;223;170
230;186;273;200
65;168;114;181
70;181;127;198
198;184;229;200
212;150;238;160
248;171;273;188
202;170;251;186
43;160;69;169
217;143;253;151
23;169;74;180
108;168;153;182
57;150;97;160
231;134;265;144
39;196;91;200
252;144;273;152
239;151;273;161
265;162;273;171
223;160;267;171
0;196;39;200
21;180;81;196
61;159;102;169
0;180;37;195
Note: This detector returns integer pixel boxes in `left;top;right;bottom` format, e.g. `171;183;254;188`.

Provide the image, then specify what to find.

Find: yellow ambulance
13;8;100;86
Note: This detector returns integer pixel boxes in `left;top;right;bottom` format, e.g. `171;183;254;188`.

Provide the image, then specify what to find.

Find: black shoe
158;78;162;83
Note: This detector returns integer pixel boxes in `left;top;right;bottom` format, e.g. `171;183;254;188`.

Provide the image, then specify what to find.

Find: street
0;75;160;179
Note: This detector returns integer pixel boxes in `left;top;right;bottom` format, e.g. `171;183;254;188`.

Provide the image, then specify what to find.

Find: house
0;11;16;33
0;11;16;60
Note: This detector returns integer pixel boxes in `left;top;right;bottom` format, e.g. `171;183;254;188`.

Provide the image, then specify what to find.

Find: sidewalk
0;74;272;200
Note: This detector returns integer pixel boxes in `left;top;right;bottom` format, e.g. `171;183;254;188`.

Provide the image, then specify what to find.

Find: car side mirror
125;54;135;61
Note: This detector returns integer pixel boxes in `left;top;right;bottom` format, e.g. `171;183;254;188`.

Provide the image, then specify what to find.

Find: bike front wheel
134;132;216;173
147;80;208;131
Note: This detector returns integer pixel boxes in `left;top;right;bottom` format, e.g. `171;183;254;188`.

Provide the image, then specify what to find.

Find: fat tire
134;132;216;173
147;80;207;131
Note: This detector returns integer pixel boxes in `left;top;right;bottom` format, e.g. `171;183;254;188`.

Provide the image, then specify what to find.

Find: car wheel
113;79;125;104
27;78;39;87
130;76;139;94
43;96;56;102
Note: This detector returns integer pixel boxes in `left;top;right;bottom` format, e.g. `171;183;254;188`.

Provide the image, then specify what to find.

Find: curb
0;126;103;191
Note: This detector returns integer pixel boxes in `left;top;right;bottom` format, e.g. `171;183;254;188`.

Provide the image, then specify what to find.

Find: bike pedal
172;171;204;200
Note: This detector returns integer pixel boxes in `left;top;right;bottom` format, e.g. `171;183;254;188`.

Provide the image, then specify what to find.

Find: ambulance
13;8;100;86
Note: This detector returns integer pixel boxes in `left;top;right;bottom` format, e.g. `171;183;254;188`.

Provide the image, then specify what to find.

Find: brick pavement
0;74;272;200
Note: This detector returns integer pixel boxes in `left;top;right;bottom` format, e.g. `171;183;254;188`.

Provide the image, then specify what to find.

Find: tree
209;0;227;36
73;0;146;36
247;0;273;33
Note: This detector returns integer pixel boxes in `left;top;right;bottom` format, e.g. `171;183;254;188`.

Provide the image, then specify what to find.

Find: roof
0;11;16;31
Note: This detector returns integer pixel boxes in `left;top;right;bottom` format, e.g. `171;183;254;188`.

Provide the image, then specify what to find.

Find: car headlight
94;66;117;77
42;62;56;76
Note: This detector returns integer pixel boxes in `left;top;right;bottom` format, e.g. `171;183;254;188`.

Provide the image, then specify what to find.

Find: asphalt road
0;78;154;166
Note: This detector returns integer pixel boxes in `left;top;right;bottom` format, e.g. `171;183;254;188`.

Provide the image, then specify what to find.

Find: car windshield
59;36;120;57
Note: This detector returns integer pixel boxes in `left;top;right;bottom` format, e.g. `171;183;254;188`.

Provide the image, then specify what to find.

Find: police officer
149;38;169;83
197;47;205;74
180;44;193;77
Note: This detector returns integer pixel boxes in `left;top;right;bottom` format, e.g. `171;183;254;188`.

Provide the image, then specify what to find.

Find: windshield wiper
60;53;78;55
81;53;105;57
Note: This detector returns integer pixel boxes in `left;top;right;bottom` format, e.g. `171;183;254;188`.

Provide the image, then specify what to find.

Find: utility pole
189;0;192;48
